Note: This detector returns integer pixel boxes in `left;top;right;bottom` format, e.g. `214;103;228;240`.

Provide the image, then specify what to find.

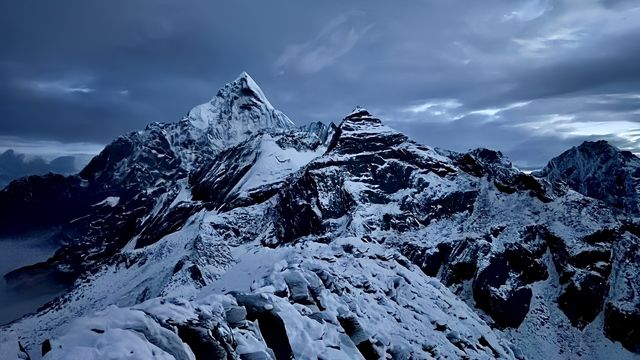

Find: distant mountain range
1;73;639;360
0;149;79;189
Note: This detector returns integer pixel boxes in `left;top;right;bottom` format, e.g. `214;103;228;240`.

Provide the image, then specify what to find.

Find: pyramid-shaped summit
185;72;295;148
326;106;407;155
348;106;371;117
342;106;382;125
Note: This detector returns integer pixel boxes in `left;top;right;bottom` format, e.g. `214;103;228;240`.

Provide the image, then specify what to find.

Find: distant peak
468;148;506;163
348;106;371;117
327;107;405;154
341;107;383;128
222;71;272;107
237;71;251;80
576;140;614;151
565;140;625;160
539;138;640;214
233;71;258;90
345;106;373;120
184;72;294;137
539;139;635;178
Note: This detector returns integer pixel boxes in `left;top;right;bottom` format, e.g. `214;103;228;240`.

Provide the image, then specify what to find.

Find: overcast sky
1;0;639;170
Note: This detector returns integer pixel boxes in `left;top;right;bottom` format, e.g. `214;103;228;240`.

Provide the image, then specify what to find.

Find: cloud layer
1;0;639;169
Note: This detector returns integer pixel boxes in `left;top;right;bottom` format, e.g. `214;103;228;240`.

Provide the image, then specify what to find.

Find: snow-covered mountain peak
538;139;640;214
563;140;639;162
229;71;273;108
184;72;294;148
570;140;624;159
348;105;369;115
339;107;385;130
324;108;409;156
540;139;640;178
344;106;375;120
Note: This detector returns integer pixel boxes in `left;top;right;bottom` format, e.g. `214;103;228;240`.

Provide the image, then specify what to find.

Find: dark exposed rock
173;259;186;274
473;256;534;329
583;228;619;245
191;131;324;212
441;238;488;286
176;323;231;360
558;273;609;329
18;341;32;360
540;227;614;328
300;121;337;145
232;293;294;360
41;339;51;357
136;202;201;249
604;303;640;353
0;174;102;236
603;233;640;352
187;265;206;287
190;137;260;206
400;243;451;277
502;243;548;283
253;311;293;360
471;231;549;328
337;314;380;360
402;233;547;329
450;148;552;202
412;191;479;226
272;171;332;245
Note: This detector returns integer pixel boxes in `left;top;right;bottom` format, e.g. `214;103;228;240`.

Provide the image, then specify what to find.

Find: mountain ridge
1;74;639;359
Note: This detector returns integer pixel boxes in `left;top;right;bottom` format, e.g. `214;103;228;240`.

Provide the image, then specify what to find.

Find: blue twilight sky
0;0;639;174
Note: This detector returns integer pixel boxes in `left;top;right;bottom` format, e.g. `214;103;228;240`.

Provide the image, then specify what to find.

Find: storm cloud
1;0;639;170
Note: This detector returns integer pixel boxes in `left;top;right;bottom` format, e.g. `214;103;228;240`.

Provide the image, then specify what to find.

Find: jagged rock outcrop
269;109;640;355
